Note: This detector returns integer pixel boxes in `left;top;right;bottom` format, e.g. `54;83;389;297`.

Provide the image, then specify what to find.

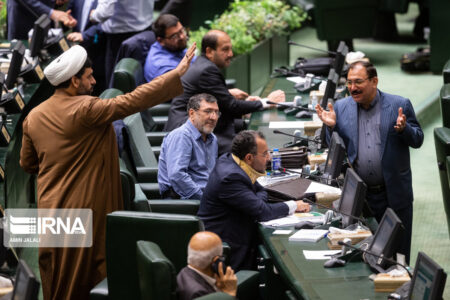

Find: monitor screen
333;41;348;78
29;14;51;58
320;68;338;108
12;260;40;300
367;208;403;270
409;252;447;300
324;131;346;179
338;168;367;228
5;42;26;90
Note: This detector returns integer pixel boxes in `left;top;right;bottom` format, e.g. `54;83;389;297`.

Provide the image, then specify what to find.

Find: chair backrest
115;30;156;67
123;113;158;168
136;240;177;300
113;58;144;94
106;211;204;300
119;158;136;210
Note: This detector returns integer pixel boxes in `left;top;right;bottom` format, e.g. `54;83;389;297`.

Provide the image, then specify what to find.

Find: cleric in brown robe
19;44;195;300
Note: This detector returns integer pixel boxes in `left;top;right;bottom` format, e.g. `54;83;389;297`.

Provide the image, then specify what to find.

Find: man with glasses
198;130;310;271
158;93;219;199
144;14;193;82
315;61;423;263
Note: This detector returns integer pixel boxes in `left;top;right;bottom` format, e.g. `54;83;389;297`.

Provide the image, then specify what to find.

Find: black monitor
333;41;349;78
366;208;403;272
338;168;367;228
29;14;51;58
323;131;346;180
409;252;447;300
5;42;26;90
320;68;338;109
11;259;40;300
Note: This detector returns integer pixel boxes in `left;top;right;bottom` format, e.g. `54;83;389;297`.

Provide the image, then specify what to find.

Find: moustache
351;90;362;96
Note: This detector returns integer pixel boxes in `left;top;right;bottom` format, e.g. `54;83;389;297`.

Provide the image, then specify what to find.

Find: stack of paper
288;229;329;242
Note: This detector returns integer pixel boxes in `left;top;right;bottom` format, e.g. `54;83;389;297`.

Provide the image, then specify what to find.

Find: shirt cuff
259;98;270;109
285;200;297;215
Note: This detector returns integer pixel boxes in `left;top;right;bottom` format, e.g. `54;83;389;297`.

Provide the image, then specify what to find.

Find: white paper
303;250;341;260
269;121;306;129
261;216;303;227
286;76;306;84
305;181;342;195
289;229;329;242
272;230;293;235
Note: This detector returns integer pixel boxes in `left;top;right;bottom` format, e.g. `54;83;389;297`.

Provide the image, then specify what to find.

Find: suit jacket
177;267;216;300
332;90;423;211
166;55;263;154
7;0;54;40
198;154;289;271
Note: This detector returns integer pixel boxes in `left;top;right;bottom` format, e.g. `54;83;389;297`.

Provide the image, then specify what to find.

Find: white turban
44;45;88;86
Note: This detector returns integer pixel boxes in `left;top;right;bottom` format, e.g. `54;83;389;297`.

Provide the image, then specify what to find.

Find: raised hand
175;43;196;77
394;107;406;132
315;103;336;128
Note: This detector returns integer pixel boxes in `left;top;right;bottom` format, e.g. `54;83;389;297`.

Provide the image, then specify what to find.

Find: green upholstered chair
105;211;205;300
313;0;378;50
434;127;450;236
441;84;450;128
444;60;450;84
148;199;200;215
113;58;168;131
136;241;259;300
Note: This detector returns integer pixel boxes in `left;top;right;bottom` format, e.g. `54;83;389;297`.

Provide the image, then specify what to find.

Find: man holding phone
177;232;237;300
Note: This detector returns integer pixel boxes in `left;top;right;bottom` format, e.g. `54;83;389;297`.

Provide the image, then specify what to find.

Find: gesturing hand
175;43;196;77
394;107;406;132
315;103;336;128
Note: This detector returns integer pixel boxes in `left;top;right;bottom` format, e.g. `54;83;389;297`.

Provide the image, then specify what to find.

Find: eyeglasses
198;109;221;117
255;150;270;158
346;78;370;87
165;27;187;41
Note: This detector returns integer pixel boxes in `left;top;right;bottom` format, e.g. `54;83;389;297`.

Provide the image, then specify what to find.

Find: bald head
187;231;223;269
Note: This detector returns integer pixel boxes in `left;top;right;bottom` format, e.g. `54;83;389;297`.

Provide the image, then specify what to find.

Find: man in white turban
20;44;195;300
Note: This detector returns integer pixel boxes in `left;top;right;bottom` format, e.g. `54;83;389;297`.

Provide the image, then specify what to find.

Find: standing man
158;93;219;200
316;61;423;263
144;14;193;82
166;30;284;155
20;44;195;300
198;130;310;271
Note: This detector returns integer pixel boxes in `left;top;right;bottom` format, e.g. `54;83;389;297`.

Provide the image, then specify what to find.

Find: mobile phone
211;256;227;275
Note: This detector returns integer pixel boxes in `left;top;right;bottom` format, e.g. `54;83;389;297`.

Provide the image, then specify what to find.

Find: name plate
35;64;44;80
59;38;69;52
1;125;10;144
15;92;24;110
0;165;4;181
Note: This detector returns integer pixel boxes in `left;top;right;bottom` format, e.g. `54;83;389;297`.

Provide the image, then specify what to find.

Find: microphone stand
266;101;317;113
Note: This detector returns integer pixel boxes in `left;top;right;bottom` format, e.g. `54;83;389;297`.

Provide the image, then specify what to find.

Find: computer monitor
366;208;403;271
5;41;26;90
29;14;51;58
320;68;338;109
409;252;447;300
11;259;40;300
338;168;367;228
323;131;346;180
333;41;349;78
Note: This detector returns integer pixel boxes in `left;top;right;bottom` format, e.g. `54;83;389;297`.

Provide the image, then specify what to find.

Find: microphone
273;130;320;144
288;41;337;56
301;198;369;228
266;101;316;113
337;241;412;278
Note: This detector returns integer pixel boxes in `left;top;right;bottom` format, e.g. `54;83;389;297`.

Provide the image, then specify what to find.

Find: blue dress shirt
158;120;218;199
144;42;194;82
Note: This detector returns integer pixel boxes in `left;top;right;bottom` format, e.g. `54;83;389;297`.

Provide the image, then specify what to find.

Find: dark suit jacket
68;0;101;44
177;267;217;300
7;0;54;40
165;55;263;154
332;90;423;211
198;153;289;271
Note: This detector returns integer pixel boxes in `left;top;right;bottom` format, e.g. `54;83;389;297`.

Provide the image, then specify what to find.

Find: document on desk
303;250;341;260
261;213;324;227
286;76;306;84
289;229;329;242
305;181;342;195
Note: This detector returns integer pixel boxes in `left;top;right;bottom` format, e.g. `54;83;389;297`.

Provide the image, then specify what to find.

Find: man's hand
315;103;336;128
215;263;237;297
175;43;196;77
229;88;248;100
246;95;260;101
394;107;406;132
67;32;83;42
295;200;310;212
50;9;77;28
267;89;285;103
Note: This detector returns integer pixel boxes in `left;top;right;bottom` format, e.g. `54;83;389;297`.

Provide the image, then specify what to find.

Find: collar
185;119;214;143
359;90;380;110
187;265;218;291
232;154;266;184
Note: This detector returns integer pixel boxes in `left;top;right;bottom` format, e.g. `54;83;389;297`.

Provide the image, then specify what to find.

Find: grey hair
187;243;223;269
187;93;217;112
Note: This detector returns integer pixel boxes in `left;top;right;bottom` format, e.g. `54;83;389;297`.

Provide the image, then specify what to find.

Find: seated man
198;130;310;271
177;231;237;300
158;93;219;199
144;14;191;82
166;30;284;155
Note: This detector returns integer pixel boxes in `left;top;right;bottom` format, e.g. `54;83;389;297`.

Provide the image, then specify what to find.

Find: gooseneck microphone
337;241;412;278
288;41;337;56
266;101;317;113
273;130;320;144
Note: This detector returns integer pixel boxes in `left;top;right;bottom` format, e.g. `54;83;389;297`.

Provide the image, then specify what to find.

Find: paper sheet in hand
303;250;341;260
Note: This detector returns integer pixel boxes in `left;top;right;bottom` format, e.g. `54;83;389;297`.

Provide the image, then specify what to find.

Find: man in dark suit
316;61;424;263
166;30;284;155
7;0;76;40
198;130;310;271
177;231;237;300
